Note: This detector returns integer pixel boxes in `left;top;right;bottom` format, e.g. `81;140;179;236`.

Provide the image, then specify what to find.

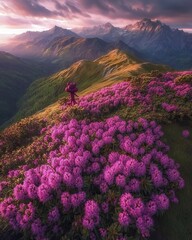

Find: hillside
0;38;138;127
10;49;169;122
1;29;139;73
42;36;137;70
0;71;192;240
0;51;48;126
1;26;79;58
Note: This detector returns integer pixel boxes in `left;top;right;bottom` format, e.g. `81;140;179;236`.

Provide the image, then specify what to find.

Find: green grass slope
11;49;169;123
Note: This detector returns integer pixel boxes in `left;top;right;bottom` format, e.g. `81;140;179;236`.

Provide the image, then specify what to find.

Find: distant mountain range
76;19;192;69
2;26;137;71
4;26;78;59
1;18;191;69
14;25;78;43
74;22;124;41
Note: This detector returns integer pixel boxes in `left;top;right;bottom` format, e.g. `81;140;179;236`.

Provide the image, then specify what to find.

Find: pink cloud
0;0;191;33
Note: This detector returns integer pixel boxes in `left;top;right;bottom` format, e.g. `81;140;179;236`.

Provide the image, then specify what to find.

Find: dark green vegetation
11;50;169;123
150;121;192;240
0;51;49;126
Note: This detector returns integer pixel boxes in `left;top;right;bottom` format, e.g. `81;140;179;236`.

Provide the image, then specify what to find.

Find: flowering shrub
161;103;178;113
129;71;163;88
0;71;191;239
76;72;192;119
0;117;46;154
174;73;192;84
0;130;53;177
0;116;184;239
182;130;190;138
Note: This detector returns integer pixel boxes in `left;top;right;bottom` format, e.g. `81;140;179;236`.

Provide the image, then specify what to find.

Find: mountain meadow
0;18;192;240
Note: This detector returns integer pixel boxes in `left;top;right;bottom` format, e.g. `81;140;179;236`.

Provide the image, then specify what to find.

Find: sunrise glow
0;0;192;43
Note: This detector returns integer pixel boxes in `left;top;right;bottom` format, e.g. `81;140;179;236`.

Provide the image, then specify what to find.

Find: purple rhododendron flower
61;192;71;211
37;184;52;203
118;212;130;226
48;207;60;222
182;130;190;138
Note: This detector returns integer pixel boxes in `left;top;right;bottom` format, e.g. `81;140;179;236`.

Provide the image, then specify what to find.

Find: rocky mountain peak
103;22;114;29
124;18;170;32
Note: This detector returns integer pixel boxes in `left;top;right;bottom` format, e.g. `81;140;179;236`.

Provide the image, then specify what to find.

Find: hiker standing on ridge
65;82;78;105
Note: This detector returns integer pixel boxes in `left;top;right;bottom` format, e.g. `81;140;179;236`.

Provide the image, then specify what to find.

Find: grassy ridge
11;49;169;123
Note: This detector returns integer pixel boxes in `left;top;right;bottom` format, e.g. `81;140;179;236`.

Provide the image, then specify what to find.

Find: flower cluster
182;130;190;138
76;72;192;116
83;200;100;230
8;169;21;178
161;103;178;112
0;116;184;239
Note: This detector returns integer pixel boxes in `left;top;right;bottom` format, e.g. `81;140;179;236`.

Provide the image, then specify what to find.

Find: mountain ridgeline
11;49;169;122
4;26;79;58
42;36;138;70
1;27;138;72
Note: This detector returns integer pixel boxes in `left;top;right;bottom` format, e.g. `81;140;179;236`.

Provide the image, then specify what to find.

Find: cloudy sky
0;0;192;42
